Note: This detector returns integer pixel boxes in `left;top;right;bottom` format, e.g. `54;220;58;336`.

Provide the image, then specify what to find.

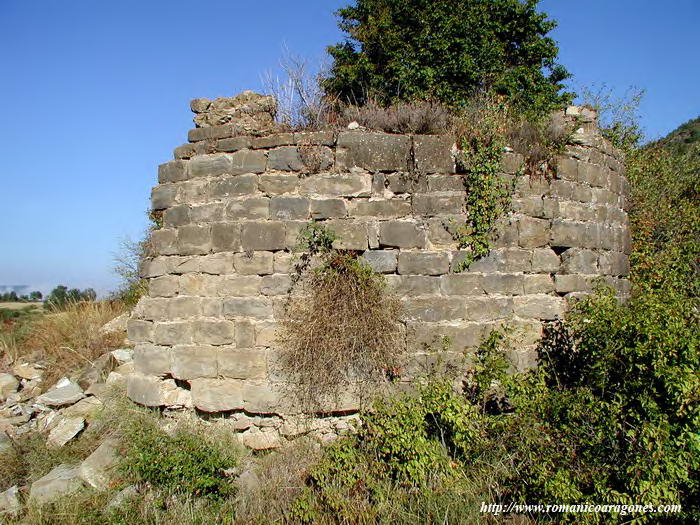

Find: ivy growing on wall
453;135;517;271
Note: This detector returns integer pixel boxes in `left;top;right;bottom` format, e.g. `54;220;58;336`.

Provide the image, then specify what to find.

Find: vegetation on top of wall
278;222;404;413
323;0;572;114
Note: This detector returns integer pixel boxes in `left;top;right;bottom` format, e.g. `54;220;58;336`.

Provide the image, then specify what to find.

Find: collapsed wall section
126;95;630;445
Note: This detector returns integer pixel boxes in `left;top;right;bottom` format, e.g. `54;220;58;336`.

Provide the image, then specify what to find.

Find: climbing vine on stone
454;136;516;271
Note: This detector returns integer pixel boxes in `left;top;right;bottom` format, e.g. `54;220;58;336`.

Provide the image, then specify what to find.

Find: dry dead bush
278;251;403;413
234;438;322;523
453;92;574;177
341;98;453;134
19;300;127;387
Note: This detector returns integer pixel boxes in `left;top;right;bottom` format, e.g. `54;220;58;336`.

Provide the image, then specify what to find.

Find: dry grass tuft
341;98;453;135
278;251;404;413
17;300;127;387
234;438;322;523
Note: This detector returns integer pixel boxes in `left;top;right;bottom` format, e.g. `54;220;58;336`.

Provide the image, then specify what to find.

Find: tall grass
7;300;127;387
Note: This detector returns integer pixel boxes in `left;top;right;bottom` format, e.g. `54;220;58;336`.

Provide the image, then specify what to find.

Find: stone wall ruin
126;92;631;448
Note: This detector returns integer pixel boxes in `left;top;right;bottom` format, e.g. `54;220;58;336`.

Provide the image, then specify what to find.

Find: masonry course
129;92;631;444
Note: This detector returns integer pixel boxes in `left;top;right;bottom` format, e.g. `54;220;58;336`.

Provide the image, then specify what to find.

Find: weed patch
278;223;404;413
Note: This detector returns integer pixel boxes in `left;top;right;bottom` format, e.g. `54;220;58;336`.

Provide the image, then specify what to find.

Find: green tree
323;0;572;112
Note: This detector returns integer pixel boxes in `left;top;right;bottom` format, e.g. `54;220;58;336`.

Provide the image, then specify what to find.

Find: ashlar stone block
233;252;274;275
171;345;219;379
218;348;266;379
398;252;449;275
241;222;286;251
193;320;236;345
379;221;426;249
190;378;243;412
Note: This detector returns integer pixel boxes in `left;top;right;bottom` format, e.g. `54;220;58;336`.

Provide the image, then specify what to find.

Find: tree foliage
323;0;572;112
45;285;97;311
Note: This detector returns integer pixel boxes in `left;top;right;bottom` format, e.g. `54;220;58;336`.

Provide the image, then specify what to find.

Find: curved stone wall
126;98;630;443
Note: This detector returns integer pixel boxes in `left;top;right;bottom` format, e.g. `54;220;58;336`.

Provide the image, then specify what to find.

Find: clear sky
1;0;698;297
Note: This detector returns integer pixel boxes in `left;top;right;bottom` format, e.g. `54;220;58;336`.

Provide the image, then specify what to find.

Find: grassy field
0;302;43;311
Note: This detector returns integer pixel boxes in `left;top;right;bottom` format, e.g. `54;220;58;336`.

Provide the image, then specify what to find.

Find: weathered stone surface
379;221;426;248
300;174;371;197
192;92;276;132
163;204;191;228
259;174;299;194
412;194;463;216
349;198;411;218
218;349;266;379
560;248;598;274
169;296;202;319
413;135;455;173
440;274;482;295
310;199;347;219
269;196;309;220
398;252;449;275
513;295;566;320
152;184;179;210
233;252;274;275
598;251;629;276
403;297;467;322
463;297;513;321
252;133;295;149
386;275;440;295
209;174;258;198
482;274;525;295
337;132;411;171
178;224;211;255
531;248;561;273
261;274;292;295
224;297;273;320
230;150;267;174
268;147;303;171
193;320;236;345
219;275;261;296
0;374;19;400
150;229;178;255
243;382;284;413
37;381;85;407
211;222;241;252
522;274;555;294
47;417;85;447
153;322;192;346
241;222;286;251
158;160;188;183
555;274;594;293
217;136;252;152
189;153;231;178
226;198;269;220
361;250;398;273
326;220;368;250
518;216;550;248
190;378;243;412
172;345;219;378
0;485;20;516
241;428;283;450
30;464;84;505
60;396;103;422
79;439;119;490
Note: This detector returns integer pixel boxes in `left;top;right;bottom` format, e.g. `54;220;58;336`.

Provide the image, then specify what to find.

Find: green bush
291;282;699;523
121;419;239;499
323;0;572;113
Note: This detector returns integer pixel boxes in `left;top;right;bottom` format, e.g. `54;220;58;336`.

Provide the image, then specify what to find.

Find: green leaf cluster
323;0;572;113
121;419;238;499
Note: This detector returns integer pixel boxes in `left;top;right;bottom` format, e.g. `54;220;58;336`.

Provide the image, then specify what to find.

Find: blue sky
1;0;698;297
